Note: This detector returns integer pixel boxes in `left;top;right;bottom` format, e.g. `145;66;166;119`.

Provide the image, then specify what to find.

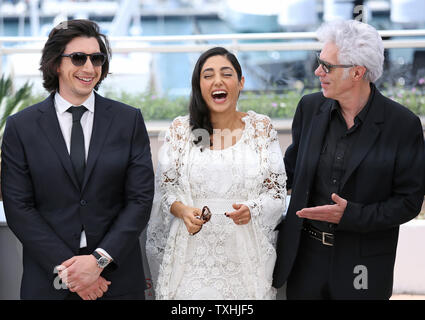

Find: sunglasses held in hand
61;52;107;67
191;206;212;235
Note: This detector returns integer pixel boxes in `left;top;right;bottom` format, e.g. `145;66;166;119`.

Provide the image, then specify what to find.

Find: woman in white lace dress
146;47;286;300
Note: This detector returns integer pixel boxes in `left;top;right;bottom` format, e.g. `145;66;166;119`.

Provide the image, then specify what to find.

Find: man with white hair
273;20;424;299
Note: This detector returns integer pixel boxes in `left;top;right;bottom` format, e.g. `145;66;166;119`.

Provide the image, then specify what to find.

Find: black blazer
1;92;154;299
272;88;424;299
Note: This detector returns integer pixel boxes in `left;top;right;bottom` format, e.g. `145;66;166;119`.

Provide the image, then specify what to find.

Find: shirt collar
330;82;376;124
356;82;376;123
54;91;95;114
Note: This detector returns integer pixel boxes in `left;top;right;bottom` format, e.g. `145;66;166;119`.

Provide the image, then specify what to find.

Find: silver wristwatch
92;251;110;269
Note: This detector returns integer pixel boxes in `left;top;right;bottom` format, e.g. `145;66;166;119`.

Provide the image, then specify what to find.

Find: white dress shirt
54;92;112;261
54;92;94;162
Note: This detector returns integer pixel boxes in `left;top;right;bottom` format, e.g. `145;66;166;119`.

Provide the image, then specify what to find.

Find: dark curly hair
189;46;242;146
39;19;111;93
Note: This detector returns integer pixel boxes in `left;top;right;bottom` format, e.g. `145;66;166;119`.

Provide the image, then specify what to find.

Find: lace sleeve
157;116;190;215
146;116;190;287
242;114;287;238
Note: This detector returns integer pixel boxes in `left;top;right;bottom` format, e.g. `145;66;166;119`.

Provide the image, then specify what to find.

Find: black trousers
286;230;334;300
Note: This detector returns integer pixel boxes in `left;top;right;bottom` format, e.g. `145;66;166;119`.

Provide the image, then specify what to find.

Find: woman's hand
170;201;204;235
226;204;251;225
182;206;205;235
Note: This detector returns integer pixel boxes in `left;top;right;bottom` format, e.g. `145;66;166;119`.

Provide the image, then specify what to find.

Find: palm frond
0;75;33;141
0;75;13;99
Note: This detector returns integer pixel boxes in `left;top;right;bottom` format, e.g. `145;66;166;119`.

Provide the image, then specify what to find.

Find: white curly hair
316;20;384;83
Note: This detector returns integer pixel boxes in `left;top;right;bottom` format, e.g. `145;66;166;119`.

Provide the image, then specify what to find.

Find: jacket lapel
303;99;333;186
340;91;383;188
289;99;331;229
81;93;115;192
37;94;80;190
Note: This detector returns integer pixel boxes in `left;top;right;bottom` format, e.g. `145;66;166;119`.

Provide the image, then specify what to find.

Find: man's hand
296;193;347;224
76;276;111;300
58;255;102;292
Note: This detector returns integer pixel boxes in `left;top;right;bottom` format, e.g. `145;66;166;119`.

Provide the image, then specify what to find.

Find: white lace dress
146;111;286;300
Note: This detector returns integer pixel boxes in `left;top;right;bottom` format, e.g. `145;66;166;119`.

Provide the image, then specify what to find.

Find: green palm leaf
0;75;33;140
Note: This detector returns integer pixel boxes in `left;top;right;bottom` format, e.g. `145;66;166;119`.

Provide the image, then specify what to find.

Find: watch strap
92;251;110;268
92;251;102;260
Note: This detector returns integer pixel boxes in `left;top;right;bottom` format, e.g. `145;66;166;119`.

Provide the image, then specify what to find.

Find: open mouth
211;90;228;103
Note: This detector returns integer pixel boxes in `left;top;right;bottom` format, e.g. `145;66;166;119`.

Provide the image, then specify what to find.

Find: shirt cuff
95;248;113;261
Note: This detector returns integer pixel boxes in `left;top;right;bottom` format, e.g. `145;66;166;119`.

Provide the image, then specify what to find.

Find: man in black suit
1;20;154;300
273;20;424;299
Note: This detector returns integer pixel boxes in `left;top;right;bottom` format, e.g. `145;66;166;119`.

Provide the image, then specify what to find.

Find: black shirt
307;83;376;232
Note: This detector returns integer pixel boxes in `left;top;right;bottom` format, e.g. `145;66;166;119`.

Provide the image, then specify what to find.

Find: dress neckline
207;111;250;152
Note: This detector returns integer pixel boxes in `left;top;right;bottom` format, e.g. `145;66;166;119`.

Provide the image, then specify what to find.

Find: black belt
303;224;335;246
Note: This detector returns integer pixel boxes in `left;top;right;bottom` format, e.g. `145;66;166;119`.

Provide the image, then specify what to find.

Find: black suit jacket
272;88;424;299
1;92;154;299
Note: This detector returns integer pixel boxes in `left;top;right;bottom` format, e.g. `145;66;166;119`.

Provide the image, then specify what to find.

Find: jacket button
80;200;87;206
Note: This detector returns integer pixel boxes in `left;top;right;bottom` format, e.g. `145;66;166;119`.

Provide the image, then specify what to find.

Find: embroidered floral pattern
146;111;286;300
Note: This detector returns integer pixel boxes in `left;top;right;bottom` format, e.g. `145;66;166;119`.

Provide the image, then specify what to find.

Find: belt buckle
322;232;334;246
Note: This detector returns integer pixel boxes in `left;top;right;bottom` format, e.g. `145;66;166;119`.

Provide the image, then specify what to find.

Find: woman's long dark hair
39;19;111;93
189;47;243;145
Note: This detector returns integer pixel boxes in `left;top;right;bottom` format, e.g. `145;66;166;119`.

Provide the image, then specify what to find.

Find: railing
1;29;425;75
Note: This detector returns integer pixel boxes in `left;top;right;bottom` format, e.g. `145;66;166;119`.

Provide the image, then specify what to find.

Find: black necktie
67;106;87;187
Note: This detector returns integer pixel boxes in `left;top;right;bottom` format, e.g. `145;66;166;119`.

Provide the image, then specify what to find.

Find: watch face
98;256;109;268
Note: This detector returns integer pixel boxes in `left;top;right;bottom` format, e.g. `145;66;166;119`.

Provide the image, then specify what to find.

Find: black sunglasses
316;53;354;74
61;52;107;67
